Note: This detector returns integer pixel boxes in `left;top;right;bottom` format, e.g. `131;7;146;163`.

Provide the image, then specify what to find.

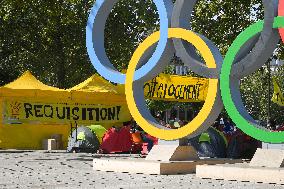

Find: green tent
199;133;211;143
87;125;107;143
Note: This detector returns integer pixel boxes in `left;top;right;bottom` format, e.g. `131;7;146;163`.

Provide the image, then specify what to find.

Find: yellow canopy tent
0;71;69;99
67;74;131;128
0;71;71;149
68;74;126;103
0;71;131;149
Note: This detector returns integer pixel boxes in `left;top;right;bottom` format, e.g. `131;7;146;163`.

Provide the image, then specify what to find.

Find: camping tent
87;125;107;143
67;126;100;153
188;127;227;158
100;126;133;153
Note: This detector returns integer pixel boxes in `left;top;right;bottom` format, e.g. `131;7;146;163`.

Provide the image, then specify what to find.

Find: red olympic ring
279;0;284;42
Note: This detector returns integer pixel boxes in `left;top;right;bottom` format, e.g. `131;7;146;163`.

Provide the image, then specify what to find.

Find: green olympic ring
221;16;284;143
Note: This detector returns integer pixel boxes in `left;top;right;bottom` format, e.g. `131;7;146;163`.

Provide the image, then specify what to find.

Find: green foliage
192;0;263;54
0;0;96;88
105;0;158;71
240;65;284;125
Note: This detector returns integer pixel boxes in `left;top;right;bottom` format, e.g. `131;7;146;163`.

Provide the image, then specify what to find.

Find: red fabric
279;0;284;42
131;132;143;144
140;135;158;155
130;132;143;153
276;126;284;131
131;143;143;153
141;143;149;155
146;134;158;145
100;127;132;153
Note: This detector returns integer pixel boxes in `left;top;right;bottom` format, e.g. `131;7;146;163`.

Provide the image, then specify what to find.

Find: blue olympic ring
86;0;169;84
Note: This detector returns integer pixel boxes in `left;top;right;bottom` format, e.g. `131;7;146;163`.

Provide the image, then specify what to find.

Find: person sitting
159;120;166;126
178;120;184;127
166;120;176;129
141;133;154;152
131;124;154;153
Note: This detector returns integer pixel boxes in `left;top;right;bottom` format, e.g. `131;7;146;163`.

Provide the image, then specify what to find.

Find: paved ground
0;151;283;189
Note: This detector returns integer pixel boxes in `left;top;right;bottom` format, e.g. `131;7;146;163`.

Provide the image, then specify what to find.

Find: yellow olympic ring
125;28;219;140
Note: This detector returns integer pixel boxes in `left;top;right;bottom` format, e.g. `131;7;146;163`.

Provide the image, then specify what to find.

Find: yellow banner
4;101;131;124
272;78;284;106
144;74;209;102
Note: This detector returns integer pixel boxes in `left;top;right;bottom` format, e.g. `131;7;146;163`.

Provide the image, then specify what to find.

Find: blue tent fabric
226;133;259;159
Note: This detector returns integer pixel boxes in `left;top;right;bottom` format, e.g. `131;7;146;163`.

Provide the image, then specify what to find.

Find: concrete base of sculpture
196;148;284;184
145;145;199;161
93;145;243;175
93;158;243;175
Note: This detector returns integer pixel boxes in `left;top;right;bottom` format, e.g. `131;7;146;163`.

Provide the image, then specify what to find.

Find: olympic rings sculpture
86;0;284;143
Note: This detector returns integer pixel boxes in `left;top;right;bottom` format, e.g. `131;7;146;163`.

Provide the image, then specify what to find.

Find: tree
0;0;95;88
1;0;283;124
